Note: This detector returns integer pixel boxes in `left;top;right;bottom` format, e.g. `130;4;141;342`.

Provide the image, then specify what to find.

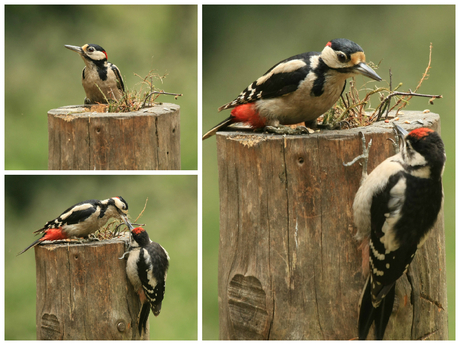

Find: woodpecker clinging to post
203;38;382;140
19;196;129;255
65;43;125;104
122;218;169;336
348;123;445;340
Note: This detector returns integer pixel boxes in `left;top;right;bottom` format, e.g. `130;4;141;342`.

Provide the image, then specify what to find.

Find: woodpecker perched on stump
123;218;169;336
203;38;382;140
19;196;129;255
65;43;125;104
347;123;445;340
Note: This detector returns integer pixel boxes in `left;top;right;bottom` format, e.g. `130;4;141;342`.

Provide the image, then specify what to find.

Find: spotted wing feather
218;52;319;111
35;199;101;234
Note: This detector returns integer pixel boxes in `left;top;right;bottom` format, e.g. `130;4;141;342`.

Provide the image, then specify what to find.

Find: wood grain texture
35;236;148;340
48;103;180;170
216;111;447;340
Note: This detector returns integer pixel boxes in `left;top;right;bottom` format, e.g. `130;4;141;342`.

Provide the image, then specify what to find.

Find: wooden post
48;103;180;170
216;111;447;340
35;235;148;340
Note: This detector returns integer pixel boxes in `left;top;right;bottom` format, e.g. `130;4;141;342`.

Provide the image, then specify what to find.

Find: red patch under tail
231;103;266;129
18;227;68;255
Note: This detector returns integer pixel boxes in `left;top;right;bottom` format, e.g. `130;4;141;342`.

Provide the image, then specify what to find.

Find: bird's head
393;123;446;178
65;43;108;63
320;38;382;81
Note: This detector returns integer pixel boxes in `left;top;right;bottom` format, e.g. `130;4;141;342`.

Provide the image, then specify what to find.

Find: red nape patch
132;227;145;235
409;127;434;140
42;228;68;241
230;103;266;128
326;41;332;47
103;51;108;60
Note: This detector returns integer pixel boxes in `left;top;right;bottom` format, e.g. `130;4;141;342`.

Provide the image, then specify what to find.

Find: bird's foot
264;125;311;136
343;132;372;184
119;250;130;260
40;238;86;246
316;120;350;130
387;126;400;154
85;234;100;242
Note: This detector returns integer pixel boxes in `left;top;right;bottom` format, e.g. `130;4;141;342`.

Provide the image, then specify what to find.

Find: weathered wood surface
48;103;180;170
216;111;447;340
35;235;148;340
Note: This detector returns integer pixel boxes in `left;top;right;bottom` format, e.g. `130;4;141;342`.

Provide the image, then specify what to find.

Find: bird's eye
88;47;95;52
337;52;347;63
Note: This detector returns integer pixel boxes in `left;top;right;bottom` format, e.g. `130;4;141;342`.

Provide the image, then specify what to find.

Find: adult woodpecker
123;218;169;336
65;43;125;104
19;196;129;255
203;38;382;140
350;123;445;340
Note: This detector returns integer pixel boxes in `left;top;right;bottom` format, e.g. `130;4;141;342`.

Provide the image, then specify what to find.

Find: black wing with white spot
138;242;169;315
38;199;101;232
219;52;319;111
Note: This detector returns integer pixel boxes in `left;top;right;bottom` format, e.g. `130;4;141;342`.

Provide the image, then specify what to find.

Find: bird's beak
122;216;134;231
355;62;382;81
65;45;84;55
393;122;409;139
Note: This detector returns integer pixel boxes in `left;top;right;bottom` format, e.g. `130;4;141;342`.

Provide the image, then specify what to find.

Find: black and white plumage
65;43;125;104
203;38;382;140
19;196;129;255
124;219;169;336
352;124;445;340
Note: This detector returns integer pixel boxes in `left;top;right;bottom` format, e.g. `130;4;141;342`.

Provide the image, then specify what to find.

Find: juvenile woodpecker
19;196;129;255
203;38;382;140
350;124;445;340
65;43;125;104
123;219;169;336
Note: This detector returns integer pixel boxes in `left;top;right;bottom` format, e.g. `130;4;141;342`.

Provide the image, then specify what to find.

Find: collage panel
5;5;197;171
1;3;456;342
202;5;455;340
5;175;198;340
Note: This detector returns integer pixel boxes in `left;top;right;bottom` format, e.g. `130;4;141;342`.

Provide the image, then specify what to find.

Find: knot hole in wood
227;274;269;339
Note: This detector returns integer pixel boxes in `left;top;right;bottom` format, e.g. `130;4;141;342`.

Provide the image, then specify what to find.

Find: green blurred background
202;5;455;340
5;5;197;170
5;175;197;340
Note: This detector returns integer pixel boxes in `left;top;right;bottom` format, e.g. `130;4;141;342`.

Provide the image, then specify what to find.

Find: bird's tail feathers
17;238;42;256
358;277;396;340
202;116;233;140
138;302;151;336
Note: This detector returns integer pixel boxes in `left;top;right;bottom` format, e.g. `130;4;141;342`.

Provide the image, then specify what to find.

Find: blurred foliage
202;5;455;340
5;175;197;340
5;5;197;170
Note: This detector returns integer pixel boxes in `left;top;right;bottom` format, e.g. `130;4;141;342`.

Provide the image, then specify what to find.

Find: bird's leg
343;132;372;184
264;124;310;135
119;250;131;260
387;126;400;154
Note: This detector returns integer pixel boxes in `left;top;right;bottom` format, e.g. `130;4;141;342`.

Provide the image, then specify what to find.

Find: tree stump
35;235;148;340
48;103;180;170
216;111;447;340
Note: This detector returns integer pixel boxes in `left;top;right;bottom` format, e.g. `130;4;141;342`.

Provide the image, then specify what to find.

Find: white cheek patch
256;59;306;85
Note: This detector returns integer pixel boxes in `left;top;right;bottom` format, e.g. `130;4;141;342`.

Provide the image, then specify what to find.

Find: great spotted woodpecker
123;218;169;336
203;38;382;140
19;196;129;255
350;123;445;339
65;43;125;104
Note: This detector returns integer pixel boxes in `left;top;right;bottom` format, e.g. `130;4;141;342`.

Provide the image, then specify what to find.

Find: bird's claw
343;132;372;183
119;251;130;260
388;126;400;154
264;125;311;136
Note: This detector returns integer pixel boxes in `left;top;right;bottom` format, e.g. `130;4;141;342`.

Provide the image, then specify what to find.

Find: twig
141;91;183;108
133;198;149;223
375;90;442;121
